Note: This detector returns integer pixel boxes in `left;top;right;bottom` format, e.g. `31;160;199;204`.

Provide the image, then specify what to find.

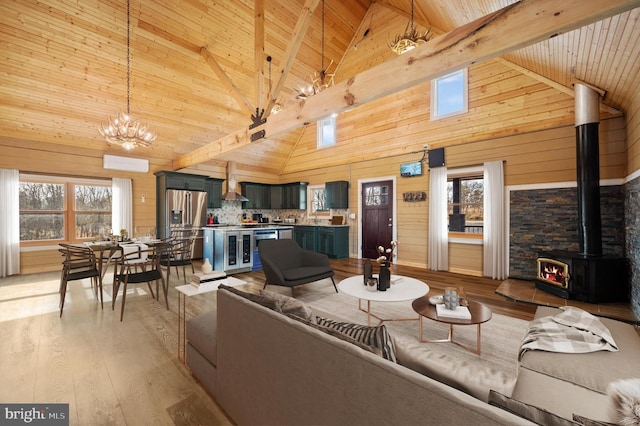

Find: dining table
85;238;162;279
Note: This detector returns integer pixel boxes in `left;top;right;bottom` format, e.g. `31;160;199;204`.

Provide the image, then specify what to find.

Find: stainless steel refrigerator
166;189;207;259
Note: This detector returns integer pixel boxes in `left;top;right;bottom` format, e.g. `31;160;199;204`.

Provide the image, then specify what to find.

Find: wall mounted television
400;161;423;177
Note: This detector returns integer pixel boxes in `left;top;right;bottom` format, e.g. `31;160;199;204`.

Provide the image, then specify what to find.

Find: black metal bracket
251;130;265;142
249;107;266;129
249;107;266;142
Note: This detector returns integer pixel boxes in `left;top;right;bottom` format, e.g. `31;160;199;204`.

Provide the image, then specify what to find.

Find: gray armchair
258;239;338;293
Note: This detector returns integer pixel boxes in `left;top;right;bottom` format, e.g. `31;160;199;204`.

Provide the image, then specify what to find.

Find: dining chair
112;242;170;321
160;229;197;284
58;243;103;317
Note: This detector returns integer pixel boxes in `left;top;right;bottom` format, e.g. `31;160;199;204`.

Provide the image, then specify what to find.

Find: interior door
361;180;394;259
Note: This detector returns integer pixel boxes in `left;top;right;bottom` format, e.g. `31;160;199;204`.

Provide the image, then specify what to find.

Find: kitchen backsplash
207;201;349;226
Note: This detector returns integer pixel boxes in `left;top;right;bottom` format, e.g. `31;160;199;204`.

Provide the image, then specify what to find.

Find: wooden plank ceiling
1;0;639;174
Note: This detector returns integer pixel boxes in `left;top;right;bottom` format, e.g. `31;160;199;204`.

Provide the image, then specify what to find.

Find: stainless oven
253;229;278;271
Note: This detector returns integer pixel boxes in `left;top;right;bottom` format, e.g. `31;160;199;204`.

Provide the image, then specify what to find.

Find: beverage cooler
214;230;253;274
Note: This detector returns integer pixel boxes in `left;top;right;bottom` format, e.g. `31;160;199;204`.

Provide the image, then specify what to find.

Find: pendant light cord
321;0;325;74
410;0;415;32
126;0;131;116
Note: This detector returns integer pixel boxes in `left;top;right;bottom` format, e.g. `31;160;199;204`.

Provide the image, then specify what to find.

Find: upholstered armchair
258;239;338;293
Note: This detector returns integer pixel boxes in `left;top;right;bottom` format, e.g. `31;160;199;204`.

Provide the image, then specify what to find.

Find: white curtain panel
428;166;448;271
0;169;20;277
483;161;507;279
112;178;133;236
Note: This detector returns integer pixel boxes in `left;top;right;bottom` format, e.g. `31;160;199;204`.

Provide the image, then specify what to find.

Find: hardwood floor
2;258;627;424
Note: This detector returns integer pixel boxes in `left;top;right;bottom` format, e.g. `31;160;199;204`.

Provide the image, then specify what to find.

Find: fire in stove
537;258;569;288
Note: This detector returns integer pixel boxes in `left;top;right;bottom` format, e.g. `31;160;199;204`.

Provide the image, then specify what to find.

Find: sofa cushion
186;309;218;365
488;391;580;426
521;307;640;394
286;313;383;357
315;316;396;362
393;334;515;402
260;289;313;320
219;284;281;311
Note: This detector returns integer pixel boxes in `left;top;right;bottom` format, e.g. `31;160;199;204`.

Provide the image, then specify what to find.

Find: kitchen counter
204;224;294;231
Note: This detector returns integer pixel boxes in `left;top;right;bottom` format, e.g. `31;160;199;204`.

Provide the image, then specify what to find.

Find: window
447;172;483;235
364;184;389;206
19;175;112;244
307;184;331;218
317;114;337;148
431;68;468;120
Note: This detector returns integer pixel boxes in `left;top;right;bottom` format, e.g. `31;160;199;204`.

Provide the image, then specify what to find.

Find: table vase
378;264;390;291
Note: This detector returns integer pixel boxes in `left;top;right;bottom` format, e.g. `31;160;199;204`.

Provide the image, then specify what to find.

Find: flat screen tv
400;161;423;177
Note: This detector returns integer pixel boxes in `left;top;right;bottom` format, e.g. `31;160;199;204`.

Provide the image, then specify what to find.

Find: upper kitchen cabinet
205;178;224;209
156;170;207;191
325;181;349;209
240;182;270;209
282;182;307;209
270;185;283;209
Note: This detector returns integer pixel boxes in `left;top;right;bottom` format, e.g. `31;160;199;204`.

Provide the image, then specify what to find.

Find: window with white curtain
445;166;484;237
19;174;112;244
447;174;484;235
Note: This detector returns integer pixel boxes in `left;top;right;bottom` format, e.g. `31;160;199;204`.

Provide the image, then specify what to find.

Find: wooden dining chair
160;229;197;284
58;243;103;317
112;242;170;321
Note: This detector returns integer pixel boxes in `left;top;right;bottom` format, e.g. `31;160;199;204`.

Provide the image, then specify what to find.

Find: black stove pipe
574;83;602;256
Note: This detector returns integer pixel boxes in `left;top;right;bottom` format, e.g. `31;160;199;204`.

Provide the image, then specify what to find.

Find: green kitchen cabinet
240;182;270;209
205;178;224;209
293;225;317;251
325;180;349;209
317;226;349;259
282;182;308;209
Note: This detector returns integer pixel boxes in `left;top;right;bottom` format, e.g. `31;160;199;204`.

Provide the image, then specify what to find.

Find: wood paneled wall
0;140;170;274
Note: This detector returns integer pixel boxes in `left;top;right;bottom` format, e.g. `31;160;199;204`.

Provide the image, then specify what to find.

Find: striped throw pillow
316;317;397;363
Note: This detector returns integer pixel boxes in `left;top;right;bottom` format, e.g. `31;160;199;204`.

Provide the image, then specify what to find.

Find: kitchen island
203;225;294;275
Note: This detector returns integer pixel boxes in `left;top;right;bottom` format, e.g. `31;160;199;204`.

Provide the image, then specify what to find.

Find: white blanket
519;306;618;360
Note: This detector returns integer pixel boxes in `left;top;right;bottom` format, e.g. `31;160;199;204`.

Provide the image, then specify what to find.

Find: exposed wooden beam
255;0;265;111
264;0;321;118
174;0;640;169
200;47;254;115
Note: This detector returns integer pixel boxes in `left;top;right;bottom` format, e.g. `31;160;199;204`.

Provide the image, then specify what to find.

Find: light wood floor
1;258;631;425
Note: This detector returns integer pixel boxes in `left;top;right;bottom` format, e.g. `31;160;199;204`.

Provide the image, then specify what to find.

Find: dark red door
361;180;394;259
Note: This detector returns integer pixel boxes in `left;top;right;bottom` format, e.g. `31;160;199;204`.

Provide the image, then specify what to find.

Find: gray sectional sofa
187;285;532;425
186;286;640;425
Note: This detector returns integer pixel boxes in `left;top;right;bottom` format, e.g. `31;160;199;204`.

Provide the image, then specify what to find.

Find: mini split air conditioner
103;154;149;173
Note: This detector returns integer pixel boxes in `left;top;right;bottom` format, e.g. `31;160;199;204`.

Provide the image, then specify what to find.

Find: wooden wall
0;140;170;274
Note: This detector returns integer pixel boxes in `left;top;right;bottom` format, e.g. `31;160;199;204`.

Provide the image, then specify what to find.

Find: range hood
222;161;249;202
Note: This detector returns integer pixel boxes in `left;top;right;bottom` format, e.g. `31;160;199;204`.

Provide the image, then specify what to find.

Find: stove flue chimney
574;83;602;256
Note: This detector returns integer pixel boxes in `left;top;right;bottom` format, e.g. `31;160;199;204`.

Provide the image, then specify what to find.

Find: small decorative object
375;240;397;291
119;228;128;242
366;277;378;292
363;258;373;285
458;286;469;307
378;264;390;291
443;287;459;310
202;258;213;274
428;295;444;305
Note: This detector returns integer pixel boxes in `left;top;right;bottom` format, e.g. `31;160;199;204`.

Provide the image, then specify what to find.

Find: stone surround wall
625;176;640;316
509;185;626;280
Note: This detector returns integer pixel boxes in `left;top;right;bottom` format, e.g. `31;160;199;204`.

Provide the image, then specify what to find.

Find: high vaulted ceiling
2;0;640;174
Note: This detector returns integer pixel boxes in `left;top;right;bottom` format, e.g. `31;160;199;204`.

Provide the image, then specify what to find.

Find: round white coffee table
338;274;429;325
